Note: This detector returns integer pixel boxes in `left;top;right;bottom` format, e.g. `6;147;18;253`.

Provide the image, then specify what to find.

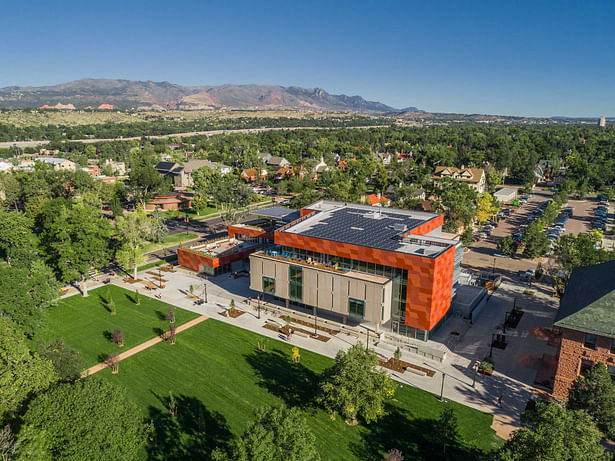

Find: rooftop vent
392;223;408;233
365;210;384;220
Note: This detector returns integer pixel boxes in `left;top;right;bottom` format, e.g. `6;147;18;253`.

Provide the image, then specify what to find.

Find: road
0;125;386;149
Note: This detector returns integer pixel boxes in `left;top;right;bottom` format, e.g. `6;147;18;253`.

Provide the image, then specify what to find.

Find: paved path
81;315;208;376
110;268;561;440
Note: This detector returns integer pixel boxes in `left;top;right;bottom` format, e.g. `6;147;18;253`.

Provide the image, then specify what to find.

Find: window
289;266;302;302
262;276;275;295
580;359;593;375
611;339;615;354
584;333;597;349
348;298;365;320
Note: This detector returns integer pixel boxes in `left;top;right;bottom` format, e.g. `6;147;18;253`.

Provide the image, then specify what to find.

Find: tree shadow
125;292;138;304
102;330;112;341
147;393;232;461
97;293;112;313
153;327;165;337
244;349;319;409
155;310;166;320
351;404;488;461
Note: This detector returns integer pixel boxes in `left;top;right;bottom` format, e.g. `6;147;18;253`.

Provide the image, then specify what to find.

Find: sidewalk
111;268;559;439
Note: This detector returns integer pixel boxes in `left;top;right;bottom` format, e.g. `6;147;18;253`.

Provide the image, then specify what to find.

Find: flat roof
281;201;454;257
252;207;300;222
494;187;518;196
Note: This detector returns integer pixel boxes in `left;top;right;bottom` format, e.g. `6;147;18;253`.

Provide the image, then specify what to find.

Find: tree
105;354;120;374
384;448;404;461
41;200;113;296
0;173;21;210
114;207;149;280
461;226;473;247
435;405;458;457
168;324;177;345
219;406;320;461
498;402;608;461
0;425;16;461
192;167;221;214
318;342;395;424
0;211;38;265
522;222;550;258
0;317;56;422
475;192;498;223
109;195;123;218
16;378;150;461
148;208;168;243
568;362;615;439
0;261;61;336
212;175;252;224
166;306;175;324
435;178;477;232
393;347;402;367
112;329;124;347
129;161;165;206
37;339;85;382
485;167;502;192
135;289;140;306
498;236;517;257
168;391;177;417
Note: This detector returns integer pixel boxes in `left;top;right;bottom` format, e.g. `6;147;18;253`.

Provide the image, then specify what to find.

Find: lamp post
203;275;208;304
158;269;162;288
439;372;446;401
472;361;478;388
257;293;261;319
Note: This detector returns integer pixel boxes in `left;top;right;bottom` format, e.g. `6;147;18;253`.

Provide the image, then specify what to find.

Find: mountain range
0;79;411;113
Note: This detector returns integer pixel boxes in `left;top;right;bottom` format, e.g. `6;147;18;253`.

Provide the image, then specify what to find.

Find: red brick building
552;260;615;399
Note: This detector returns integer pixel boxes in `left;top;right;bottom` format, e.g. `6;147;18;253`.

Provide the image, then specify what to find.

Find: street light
439;372;446;401
472;361;478;388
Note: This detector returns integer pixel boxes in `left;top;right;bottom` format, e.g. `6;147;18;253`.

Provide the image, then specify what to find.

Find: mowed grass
93;319;503;461
142;232;199;253
36;285;199;366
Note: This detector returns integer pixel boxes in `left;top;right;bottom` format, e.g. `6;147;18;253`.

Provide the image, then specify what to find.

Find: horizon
1;0;613;118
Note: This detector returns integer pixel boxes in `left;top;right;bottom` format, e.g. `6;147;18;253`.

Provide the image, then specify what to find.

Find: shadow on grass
96;293;112;313
125;293;138;304
147;394;232;461
155;310;166;321
153;327;165;337
244;349;319;409
350;403;489;461
103;330;112;341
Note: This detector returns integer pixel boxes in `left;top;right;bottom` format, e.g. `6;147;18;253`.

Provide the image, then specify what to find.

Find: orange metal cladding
177;247;257;272
227;225;272;240
408;215;444;235
274;230;455;331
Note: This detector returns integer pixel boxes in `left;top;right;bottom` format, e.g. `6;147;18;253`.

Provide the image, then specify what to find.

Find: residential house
267;156;290;168
363;193;391;207
82;165;100;177
433;166;486;193
35;157;76;172
313;157;329;175
377;153;392;165
552;260;615;399
96;176;117;184
257;152;272;163
275;165;308;181
173;159;231;188
241;168;268;183
103;159;126;176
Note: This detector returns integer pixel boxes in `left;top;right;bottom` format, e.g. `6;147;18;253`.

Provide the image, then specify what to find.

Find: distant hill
0;79;401;113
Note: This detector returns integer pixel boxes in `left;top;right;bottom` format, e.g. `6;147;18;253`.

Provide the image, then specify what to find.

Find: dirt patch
263;323;330;342
225;308;245;318
185;294;199;300
379;358;436;377
123;277;141;284
278;315;339;335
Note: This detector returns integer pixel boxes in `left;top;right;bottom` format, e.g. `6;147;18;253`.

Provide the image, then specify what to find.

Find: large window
580;359;593;375
584;333;597;349
289;266;303;302
349;298;365;320
262;276;275;295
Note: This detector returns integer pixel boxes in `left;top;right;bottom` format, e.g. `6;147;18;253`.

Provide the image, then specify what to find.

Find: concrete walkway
81;315;208;376
108;267;561;440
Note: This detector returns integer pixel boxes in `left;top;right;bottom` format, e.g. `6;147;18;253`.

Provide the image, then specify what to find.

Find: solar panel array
291;207;426;252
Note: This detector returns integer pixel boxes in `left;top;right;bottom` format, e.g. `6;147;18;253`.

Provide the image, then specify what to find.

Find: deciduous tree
318;342;394;424
37;338;85;382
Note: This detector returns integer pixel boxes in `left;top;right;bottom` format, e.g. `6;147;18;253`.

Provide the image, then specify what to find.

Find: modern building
552;260;615;399
249;201;462;340
178;207;299;275
433;166;486;193
599;116;607;128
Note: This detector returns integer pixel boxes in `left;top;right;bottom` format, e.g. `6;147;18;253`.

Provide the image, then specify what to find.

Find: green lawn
142;232;199;253
87;319;503;461
36;285;199;366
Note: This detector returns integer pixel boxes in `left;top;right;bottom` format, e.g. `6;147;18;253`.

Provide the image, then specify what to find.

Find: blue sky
1;0;613;117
